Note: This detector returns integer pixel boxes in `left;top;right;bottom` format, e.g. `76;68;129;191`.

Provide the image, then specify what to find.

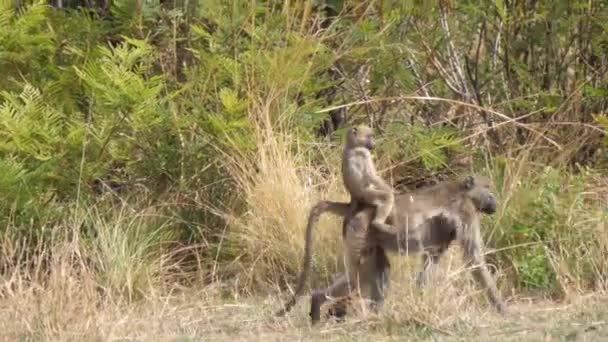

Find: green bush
490;166;605;293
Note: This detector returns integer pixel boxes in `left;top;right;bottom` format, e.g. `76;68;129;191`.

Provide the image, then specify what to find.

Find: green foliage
0;84;71;161
490;166;601;292
0;3;56;91
594;114;608;148
0;83;82;219
0;157;31;209
381;122;463;170
505;168;563;290
74;37;174;180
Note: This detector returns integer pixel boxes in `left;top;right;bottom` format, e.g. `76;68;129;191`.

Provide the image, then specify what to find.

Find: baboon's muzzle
481;197;497;214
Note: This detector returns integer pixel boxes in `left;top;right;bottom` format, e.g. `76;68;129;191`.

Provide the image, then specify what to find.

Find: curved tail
275;200;351;317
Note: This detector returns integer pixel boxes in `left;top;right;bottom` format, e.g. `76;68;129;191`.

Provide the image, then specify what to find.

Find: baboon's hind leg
323;246;392;322
368;246;391;312
310;274;352;324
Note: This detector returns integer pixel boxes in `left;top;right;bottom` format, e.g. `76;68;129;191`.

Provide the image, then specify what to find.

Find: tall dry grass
221;123;348;293
0;204;185;339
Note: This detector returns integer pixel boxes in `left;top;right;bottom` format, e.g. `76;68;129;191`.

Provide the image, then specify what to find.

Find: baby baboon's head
461;175;497;214
346;125;375;150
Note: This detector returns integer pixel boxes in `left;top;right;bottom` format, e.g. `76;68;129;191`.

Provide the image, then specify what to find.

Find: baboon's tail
275;200;351;317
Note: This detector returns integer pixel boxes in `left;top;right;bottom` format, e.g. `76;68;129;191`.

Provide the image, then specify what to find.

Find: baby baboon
276;175;506;323
342;125;396;234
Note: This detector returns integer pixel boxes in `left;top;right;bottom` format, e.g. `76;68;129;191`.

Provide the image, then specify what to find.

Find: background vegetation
1;0;607;339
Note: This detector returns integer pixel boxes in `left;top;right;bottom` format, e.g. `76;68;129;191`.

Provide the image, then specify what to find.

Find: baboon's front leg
462;230;508;315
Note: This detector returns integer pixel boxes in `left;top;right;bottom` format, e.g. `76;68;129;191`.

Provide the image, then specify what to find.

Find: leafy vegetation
0;0;607;338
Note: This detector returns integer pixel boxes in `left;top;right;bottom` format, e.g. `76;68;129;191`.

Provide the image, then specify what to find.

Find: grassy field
2;234;607;341
2;284;608;341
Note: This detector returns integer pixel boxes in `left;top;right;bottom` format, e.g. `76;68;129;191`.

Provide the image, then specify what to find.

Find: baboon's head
460;175;497;214
346;125;374;150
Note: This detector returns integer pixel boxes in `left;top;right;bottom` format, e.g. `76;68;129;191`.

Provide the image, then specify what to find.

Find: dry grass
2;257;608;341
1;187;607;340
2;197;605;341
221;124;349;292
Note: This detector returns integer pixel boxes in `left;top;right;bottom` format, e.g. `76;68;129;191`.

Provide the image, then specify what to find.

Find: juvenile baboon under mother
276;175;507;323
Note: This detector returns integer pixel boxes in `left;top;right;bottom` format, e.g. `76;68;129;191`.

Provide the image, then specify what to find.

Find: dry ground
2;282;607;342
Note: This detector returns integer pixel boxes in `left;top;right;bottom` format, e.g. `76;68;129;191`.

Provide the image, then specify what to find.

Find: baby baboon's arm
353;148;391;192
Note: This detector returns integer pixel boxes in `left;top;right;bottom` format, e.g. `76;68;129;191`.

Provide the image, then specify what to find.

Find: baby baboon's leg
359;188;396;233
372;190;394;229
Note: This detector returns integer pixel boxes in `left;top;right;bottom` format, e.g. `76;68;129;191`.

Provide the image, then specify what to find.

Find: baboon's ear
462;175;475;190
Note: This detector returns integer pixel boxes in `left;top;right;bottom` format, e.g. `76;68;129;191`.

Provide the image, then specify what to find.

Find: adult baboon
311;206;462;323
276;175;507;323
275;193;461;319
